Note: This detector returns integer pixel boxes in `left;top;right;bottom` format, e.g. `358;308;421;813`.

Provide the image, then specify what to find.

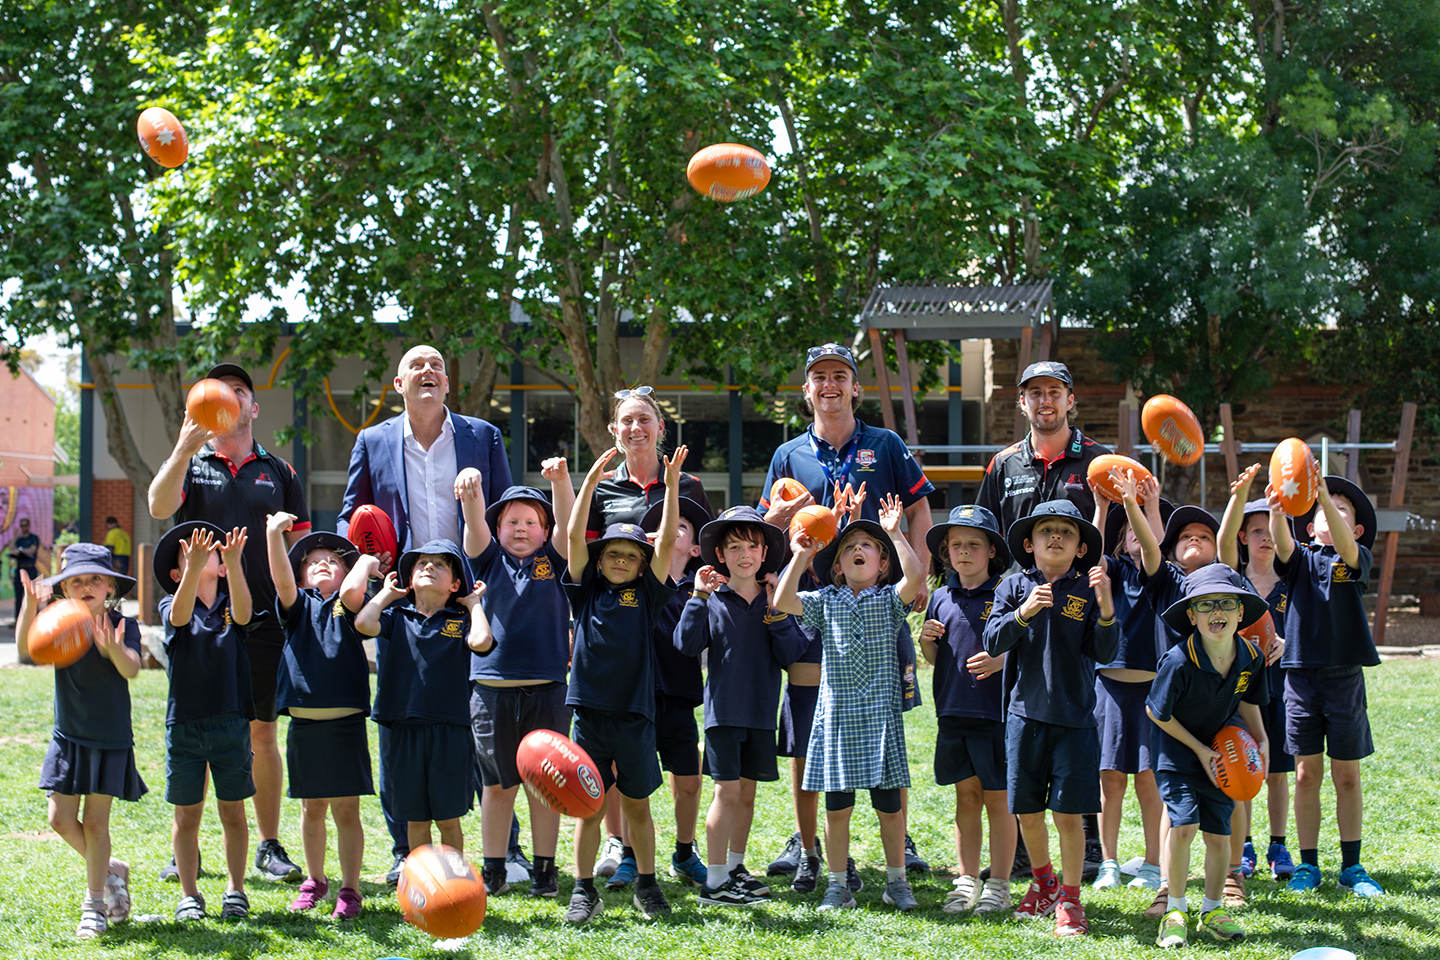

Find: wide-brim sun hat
1006;499;1103;575
812;519;902;588
1160;562;1270;637
926;504;1011;576
47;542;137;598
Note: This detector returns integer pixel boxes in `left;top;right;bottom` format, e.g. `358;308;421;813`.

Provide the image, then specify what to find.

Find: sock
1228;861;1241;874
1301;848;1320;867
1168;894;1187;913
1340;839;1362;871
803;845;820;858
636;872;657;890
621;845;635;862
483;856;505;873
1201;896;1223;915
726;851;745;872
1060;884;1080;904
534;856;555;875
675;841;693;861
829;871;846;888
887;866;904;883
707;865;727;889
1032;862;1057;888
1270;834;1286;848
577;877;596;895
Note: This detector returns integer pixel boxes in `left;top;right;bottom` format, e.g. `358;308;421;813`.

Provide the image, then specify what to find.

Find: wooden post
1346;409;1362;483
1219;403;1238;482
1373;402;1416;645
135;542;156;626
867;327;898;434
1117;402;1132;456
1037;322;1053;362
893;329;920;448
1014;325;1034;440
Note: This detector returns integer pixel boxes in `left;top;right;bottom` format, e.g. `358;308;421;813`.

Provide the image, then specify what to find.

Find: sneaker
1267;842;1296;880
1093;859;1122;889
529;861;559;899
883;877;919;912
1223;870;1247;907
1144;882;1171;918
76;898;108;940
596;837;624;878
104;868;131;923
792;854;822;894
482;862;510;896
220;890;250;920
670;851;707;888
767;831;804;875
160;852;199;883
1128;861;1162;889
1014;878;1062;919
385;852;406;886
1287;862;1322;893
1200;906;1245;941
1155;907;1187;948
845;856;864;893
1054;899;1088;936
730;863;770;897
605;856;637;890
818;881;856;911
506;846;533;884
973;877;1012;914
1082;837;1103;881
1338;864;1385;897
698;877;765;907
904;834;930;873
943;875;981;915
175;893;206;921
255;839;301;883
564;885;604;924
332;887;363;919
288;876;329;912
1119;855;1148;877
632;883;671;919
1240;841;1257;878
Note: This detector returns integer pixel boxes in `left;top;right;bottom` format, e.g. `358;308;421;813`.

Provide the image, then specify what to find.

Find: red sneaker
1055;900;1089;936
1014;879;1062;919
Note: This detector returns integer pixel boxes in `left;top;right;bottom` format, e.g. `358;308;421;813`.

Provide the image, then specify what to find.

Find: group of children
19;431;1386;945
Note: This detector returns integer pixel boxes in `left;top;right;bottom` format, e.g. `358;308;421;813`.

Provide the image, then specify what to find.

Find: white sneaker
1128;861;1163;889
1119;855;1147;877
596;837;624;878
943;875;982;914
1094;859;1123;889
973;876;1012;914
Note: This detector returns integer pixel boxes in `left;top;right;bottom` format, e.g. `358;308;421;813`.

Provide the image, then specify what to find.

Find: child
772;494;924;913
1088;476;1171;890
1269;475;1382;896
917;505;1017;915
1217;465;1296;881
1147;562;1270;947
352;539;492;854
155;521;255;922
982;499;1116;937
17;544;145;939
266;514;373;919
456;461;575;899
677;505;808;906
562;445;687;923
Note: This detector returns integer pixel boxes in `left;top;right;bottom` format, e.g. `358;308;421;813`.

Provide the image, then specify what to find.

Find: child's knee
1202;831;1229;851
1330;759;1361;792
331;798;362;826
672;775;701;800
1294;755;1326;787
216;800;247;827
1168;822;1199;844
173;803;205;830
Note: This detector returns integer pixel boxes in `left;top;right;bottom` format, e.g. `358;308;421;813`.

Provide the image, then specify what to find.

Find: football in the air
1211;724;1265;801
516;729;605;819
347;504;399;564
397;844;486;938
1142;394;1204;466
137;107;189;168
1269;438;1319;517
1237;609;1280;658
686;143;771;201
26;598;94;668
790;504;839;550
186;378;241;434
1086;453;1156;504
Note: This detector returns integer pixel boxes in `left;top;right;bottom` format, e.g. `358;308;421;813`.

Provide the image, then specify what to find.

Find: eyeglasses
614;385;654;400
1190;598;1242;613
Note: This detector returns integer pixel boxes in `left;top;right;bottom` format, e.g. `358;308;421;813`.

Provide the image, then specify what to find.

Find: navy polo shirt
53;610;142;750
468;540;571;684
160;591;256;726
565;564;676;721
983;568;1119;727
1244;574;1290;700
653;574;704;705
373;600;477;727
275;590;371;715
586;464;713;538
926;574;1004;721
1148;634;1269;778
675;584;810;730
1141;561;1190;655
758;420;934;519
1100;555;1163;672
1275;544;1378;669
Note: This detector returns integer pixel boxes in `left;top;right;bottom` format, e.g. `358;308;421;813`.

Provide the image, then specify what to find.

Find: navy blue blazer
338;411;513;553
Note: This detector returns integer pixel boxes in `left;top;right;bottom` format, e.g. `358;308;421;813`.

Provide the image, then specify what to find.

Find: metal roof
857;280;1053;340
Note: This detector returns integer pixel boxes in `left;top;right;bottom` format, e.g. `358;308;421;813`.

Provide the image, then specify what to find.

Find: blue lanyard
809;428;861;500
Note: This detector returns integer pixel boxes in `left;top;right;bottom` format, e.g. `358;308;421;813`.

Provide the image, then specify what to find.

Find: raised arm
1116;467;1161;575
455;467;490;559
774;531;821;617
880;493;924;605
219;527;252;627
14;571;52;661
148;417;212;519
1315;482;1360;568
266;512;300;611
651;446;689;579
1217;464;1261;570
355;571;406;637
458;580;495;654
169;528;216;627
340;554;380;613
542;457;576;562
1268;483;1296;564
569;448;617;581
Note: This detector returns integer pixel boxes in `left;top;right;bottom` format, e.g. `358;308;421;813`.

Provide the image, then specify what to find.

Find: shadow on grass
103;905;416;957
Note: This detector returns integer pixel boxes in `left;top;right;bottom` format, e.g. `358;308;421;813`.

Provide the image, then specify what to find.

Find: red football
397;844;486;938
27;599;94;668
1211;724;1265;801
137;106;189;168
347;504;399;563
1086;453;1156;504
1269;438;1319;517
1238;609;1280;659
1142;394;1204;466
516;729;605;819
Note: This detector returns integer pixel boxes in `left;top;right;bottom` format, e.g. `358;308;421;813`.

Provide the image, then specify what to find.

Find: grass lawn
1;658;1437;959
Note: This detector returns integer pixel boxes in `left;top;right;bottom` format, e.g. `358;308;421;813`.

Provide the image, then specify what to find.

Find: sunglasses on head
806;344;854;363
614;385;655;399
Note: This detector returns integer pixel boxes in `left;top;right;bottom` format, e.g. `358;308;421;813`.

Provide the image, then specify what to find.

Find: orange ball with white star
137;107;188;168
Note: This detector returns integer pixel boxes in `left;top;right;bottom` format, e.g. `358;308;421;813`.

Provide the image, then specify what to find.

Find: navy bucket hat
153;521;234;595
1160;562;1269;637
1006;500;1103;575
287;531;359;580
397;538;474;595
813;519;902;588
926;504;1011;577
1296;476;1377;551
698;505;788;578
47;542;137;598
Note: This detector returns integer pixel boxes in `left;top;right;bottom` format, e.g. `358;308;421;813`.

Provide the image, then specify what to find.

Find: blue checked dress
799;585;911;792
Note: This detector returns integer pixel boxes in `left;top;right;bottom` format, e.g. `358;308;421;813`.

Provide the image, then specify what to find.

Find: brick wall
90;479;134;547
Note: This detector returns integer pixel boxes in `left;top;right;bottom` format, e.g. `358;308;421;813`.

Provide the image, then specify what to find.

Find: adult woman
585;387;712;536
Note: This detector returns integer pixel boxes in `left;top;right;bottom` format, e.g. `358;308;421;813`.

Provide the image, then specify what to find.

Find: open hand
454;467;483;503
540;457;569;483
877;493;903;533
694;565;727;594
457;578;487;610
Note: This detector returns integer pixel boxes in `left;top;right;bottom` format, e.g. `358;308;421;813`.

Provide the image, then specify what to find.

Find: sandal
220;889;250;920
76;898;108;939
175;893;207;922
106;864;132;923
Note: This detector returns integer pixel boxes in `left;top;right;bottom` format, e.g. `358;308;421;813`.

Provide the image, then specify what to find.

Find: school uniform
467;539;572;790
926;574;1006;790
1141;560;1191;652
984;568;1119;815
276;589;375;799
39;610;148;802
1094;554;1164;774
1147;634;1269;834
675;584;809;782
652;573;704;777
1243;575;1294;773
160;590;258;806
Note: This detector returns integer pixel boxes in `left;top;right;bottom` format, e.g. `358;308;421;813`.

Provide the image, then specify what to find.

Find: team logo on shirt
763;609;790;625
1060;596;1088;620
1331;561;1353;583
441;619;465;638
982;601;994;619
1236;670;1252;693
1276;594;1288;613
532;556;554;580
332;597;345;618
856;448;877;468
618;587;639;608
254;472;276;490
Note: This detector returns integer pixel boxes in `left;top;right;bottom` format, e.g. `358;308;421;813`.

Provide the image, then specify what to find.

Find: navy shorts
572;708;662;800
470;681;571;790
1155;769;1235;835
40;738;148;802
245;635;284;724
386;721;474;822
1094;675;1154;774
286;714;374;799
165;713;256;805
654;693;701;777
935;716;1006;791
1264;665;1294;774
777;683;819;759
704;726;779;782
1284;666;1374;761
1005;715;1101;816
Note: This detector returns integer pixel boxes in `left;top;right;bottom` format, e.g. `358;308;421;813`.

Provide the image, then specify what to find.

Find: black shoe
529;862;559;899
767;832;803;875
255;839;301;883
385;852;406;886
632;882;671;919
846;856;864;893
482;862;510;896
564;885;604;924
904;833;931;873
160;852;200;883
792;855;822;894
1082;836;1103;882
729;863;770;897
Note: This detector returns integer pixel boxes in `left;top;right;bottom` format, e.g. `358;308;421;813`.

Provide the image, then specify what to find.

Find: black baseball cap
1017;360;1073;388
805;343;858;377
206;363;254;392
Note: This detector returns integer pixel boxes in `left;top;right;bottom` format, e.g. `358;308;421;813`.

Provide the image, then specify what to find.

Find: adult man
10;517;40;620
149;362;310;883
338;343;514;884
103;516;132;576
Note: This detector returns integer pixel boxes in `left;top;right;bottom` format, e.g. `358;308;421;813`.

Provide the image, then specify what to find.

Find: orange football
1087;453;1156;504
1142;394;1204;466
769;477;808;505
137;107;189;168
686;143;771;202
1238;609;1280;658
397;844;486;938
1211;724;1265;801
27;598;94;668
186;378;241;434
789;505;839;549
1269;438;1319;517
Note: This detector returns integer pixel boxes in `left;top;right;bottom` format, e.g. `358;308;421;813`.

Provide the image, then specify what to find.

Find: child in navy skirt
18;543;147;939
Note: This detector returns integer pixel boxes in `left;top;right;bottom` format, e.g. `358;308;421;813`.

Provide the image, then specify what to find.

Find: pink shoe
332;887;362;920
288;877;329;912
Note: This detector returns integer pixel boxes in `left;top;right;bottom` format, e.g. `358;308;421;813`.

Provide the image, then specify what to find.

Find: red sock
1032;863;1057;887
1061;884;1081;903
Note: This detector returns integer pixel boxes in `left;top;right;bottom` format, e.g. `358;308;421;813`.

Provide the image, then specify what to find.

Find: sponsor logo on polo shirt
190;466;223;485
254;472;276;490
441;619;465;638
856;448;877;467
1236;670;1252;693
1060;596;1088;620
618;587;639;608
532;556;554;580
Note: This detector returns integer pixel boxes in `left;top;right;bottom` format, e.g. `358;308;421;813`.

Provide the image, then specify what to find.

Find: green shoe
1200;906;1245;942
1156;908;1187;948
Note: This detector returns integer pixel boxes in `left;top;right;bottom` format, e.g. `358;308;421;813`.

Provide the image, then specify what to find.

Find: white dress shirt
402;410;461;547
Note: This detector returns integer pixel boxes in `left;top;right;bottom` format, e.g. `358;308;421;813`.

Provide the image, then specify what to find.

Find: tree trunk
87;347;157;501
455;347;500;419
